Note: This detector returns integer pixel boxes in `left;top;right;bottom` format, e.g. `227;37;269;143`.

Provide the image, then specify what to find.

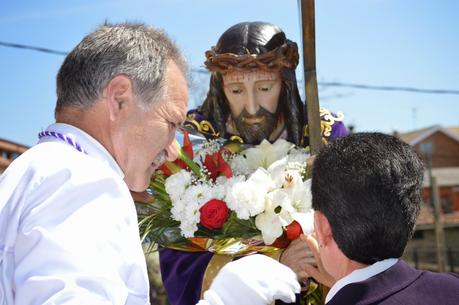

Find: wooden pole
432;176;447;272
301;0;323;154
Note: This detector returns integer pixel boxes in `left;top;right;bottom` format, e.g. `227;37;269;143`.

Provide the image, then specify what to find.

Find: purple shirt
327;260;459;305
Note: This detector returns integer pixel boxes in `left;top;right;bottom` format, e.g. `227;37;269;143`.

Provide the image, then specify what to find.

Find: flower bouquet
138;131;322;304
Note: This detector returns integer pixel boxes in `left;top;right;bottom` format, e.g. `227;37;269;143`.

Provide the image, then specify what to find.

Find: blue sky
1;0;458;146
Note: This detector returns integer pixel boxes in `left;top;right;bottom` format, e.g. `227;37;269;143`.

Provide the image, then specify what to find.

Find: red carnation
285;221;303;241
199;199;230;230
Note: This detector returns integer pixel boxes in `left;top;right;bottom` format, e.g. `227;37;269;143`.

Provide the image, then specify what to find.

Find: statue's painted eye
231;88;243;94
258;86;271;92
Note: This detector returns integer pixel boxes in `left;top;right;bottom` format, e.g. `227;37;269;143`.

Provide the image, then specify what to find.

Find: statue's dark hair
199;21;304;145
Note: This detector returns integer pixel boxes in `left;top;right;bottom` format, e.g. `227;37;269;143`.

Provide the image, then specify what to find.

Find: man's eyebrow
177;110;187;123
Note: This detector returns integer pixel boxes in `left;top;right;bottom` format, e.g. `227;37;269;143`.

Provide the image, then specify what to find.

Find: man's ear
104;75;134;121
314;211;333;248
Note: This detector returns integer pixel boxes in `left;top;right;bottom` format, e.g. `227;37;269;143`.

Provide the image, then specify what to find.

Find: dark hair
311;133;424;264
199;21;304;145
55;22;186;115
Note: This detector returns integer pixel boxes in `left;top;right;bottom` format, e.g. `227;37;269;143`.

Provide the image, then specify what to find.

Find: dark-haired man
303;132;459;304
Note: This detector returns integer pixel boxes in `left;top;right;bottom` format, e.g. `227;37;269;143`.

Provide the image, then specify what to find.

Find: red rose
199;199;230;230
285;221;303;240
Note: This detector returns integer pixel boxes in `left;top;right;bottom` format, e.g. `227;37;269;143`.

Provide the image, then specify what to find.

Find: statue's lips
241;116;266;124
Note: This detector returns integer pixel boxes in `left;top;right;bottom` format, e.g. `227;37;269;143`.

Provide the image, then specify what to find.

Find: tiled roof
423;167;459;187
447;127;459;136
397;126;436;144
417;205;459;227
0;157;11;168
0;138;29;152
396;125;459;145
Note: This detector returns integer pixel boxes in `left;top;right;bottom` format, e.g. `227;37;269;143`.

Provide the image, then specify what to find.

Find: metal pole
300;0;323;154
432;176;446;272
447;247;454;272
413;248;419;269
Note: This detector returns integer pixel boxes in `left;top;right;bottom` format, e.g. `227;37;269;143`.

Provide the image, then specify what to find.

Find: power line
2;40;459;96
319;81;459;95
0;41;68;56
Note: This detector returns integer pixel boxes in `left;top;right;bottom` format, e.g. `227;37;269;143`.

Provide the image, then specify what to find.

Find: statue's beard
233;107;279;144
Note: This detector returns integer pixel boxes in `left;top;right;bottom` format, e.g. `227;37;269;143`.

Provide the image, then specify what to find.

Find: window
441;196;453;214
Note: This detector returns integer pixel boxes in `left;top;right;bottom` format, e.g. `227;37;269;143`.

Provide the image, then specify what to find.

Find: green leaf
222;212;259;238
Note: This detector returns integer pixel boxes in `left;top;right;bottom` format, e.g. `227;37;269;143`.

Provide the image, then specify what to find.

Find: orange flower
203;150;233;180
285;221;303;241
159;130;194;176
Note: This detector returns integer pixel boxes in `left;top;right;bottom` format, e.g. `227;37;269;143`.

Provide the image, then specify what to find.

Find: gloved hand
196;254;300;305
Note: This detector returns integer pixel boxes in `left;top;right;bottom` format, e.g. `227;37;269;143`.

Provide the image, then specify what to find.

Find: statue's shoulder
183;108;220;139
303;107;348;145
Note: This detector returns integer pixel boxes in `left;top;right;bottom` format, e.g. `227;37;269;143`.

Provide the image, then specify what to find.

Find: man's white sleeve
9;163;148;305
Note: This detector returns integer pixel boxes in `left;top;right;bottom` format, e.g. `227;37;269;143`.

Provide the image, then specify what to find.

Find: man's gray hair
55;22;186;114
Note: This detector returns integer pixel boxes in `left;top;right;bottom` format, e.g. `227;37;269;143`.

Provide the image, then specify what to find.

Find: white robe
0;123;150;305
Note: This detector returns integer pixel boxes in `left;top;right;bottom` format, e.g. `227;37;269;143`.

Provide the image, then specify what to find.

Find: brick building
0;138;29;174
397;126;459;212
397;126;459;271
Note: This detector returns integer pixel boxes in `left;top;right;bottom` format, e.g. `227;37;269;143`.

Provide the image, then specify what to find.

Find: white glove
196;254;300;305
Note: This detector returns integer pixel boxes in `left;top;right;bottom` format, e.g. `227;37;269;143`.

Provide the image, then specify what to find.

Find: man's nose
165;141;178;161
245;89;259;115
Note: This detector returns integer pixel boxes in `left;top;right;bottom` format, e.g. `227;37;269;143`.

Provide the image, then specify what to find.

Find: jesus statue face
222;69;282;144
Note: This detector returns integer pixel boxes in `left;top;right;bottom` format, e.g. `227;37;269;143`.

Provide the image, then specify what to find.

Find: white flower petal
292;211;315;235
255;210;284;245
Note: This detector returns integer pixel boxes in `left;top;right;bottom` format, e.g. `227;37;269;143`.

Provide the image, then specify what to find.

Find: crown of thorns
204;41;299;73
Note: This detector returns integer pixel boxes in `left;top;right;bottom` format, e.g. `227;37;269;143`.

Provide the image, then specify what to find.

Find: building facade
398;126;459;272
0;138;29;174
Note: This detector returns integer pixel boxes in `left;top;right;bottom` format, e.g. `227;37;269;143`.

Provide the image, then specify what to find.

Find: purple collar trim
38;130;87;154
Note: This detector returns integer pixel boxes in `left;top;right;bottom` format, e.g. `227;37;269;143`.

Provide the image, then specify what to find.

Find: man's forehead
222;70;280;83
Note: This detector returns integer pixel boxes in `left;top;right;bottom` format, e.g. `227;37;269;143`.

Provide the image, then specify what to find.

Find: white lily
289;178;313;213
283;178;314;234
255;190;295;245
244;139;294;171
291;210;315;235
287;146;311;164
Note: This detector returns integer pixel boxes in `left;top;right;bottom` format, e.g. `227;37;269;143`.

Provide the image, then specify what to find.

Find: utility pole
300;0;323;155
432;176;446;272
420;142;446;272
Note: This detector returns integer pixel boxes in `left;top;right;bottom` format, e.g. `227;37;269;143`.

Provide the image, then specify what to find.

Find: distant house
0;138;29;173
397;126;459;212
397;126;459;271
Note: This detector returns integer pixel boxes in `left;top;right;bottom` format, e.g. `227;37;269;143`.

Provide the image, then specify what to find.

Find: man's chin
125;176;150;193
128;184;149;193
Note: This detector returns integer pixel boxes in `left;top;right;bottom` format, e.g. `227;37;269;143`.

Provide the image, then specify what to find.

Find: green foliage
222;212;259;239
302;280;324;305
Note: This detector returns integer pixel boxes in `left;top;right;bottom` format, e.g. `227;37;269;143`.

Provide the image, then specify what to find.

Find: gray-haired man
0;23;298;305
